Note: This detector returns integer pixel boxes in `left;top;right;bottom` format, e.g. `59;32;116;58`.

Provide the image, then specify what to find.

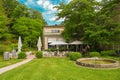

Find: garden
0;57;120;80
0;0;120;80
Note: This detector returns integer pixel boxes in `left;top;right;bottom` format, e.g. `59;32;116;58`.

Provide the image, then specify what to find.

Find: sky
18;0;101;25
18;0;71;25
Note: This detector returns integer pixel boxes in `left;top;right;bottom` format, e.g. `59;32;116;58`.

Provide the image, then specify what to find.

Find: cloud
37;0;43;5
18;0;65;25
67;0;72;3
43;1;50;8
50;16;57;21
37;0;57;12
36;0;60;25
25;0;35;5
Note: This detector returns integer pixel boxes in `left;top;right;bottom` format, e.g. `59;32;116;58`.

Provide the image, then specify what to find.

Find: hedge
36;51;43;58
89;52;101;57
67;52;82;61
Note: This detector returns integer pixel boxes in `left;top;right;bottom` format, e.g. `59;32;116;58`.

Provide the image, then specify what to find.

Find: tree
12;4;30;19
0;0;4;16
2;0;19;18
12;17;43;48
0;0;12;41
56;0;97;42
83;0;120;51
56;0;120;51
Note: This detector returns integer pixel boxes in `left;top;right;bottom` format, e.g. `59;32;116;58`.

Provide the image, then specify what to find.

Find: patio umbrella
49;41;68;45
70;40;83;52
49;41;68;54
37;36;42;51
18;36;22;52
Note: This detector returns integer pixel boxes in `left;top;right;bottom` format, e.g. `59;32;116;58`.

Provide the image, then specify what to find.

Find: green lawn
0;58;120;80
0;56;23;68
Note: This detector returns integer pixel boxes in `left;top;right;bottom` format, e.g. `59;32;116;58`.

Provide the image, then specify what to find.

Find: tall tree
12;4;30;19
0;0;4;16
56;0;120;51
0;0;11;40
12;17;43;48
2;0;19;18
56;0;97;42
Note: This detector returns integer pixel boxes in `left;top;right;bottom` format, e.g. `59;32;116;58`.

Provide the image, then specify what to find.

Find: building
43;25;64;50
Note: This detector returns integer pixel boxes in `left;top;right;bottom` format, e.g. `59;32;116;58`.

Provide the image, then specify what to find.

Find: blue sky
18;0;101;25
18;0;71;25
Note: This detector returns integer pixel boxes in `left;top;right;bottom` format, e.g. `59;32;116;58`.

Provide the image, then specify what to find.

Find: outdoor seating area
43;51;67;57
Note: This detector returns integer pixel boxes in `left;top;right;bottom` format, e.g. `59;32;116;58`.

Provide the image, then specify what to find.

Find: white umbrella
49;41;68;45
18;36;22;52
70;40;83;45
37;36;42;51
70;40;83;52
49;41;68;54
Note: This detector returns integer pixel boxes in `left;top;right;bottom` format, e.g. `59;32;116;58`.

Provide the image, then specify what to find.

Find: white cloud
67;0;72;3
37;0;57;12
49;16;65;24
25;0;35;6
37;0;43;5
58;18;65;22
50;16;57;21
43;1;50;8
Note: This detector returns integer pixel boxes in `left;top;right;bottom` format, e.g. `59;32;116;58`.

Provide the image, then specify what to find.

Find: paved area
0;55;35;74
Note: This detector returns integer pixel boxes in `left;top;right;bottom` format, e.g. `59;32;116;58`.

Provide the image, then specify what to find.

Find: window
51;30;60;33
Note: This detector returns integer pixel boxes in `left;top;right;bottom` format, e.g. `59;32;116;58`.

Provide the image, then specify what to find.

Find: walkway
0;55;35;74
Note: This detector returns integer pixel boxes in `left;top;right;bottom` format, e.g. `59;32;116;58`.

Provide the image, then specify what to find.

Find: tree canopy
56;0;120;51
0;0;45;49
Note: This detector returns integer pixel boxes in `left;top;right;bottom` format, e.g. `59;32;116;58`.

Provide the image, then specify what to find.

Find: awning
49;41;68;45
70;40;83;45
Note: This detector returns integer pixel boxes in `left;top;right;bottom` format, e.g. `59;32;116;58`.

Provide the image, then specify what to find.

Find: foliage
18;52;26;59
0;15;12;41
56;0;120;51
89;52;101;57
0;0;5;16
0;0;45;49
12;4;30;19
35;51;43;58
101;50;116;57
12;17;43;48
0;46;4;55
55;0;97;42
2;0;19;18
67;52;82;61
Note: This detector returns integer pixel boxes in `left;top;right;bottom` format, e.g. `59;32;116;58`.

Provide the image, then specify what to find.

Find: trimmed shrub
101;50;116;56
36;51;43;58
67;52;82;61
89;52;101;57
18;52;27;59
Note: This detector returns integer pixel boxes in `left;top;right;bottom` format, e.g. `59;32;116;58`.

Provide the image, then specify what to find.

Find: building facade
43;25;64;50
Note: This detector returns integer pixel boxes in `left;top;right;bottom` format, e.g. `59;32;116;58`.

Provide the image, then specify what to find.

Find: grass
0;57;120;80
0;56;24;68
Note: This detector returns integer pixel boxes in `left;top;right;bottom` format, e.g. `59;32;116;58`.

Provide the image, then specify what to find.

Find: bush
100;50;116;57
36;51;43;58
18;52;27;59
0;46;5;55
89;52;101;57
67;52;82;61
